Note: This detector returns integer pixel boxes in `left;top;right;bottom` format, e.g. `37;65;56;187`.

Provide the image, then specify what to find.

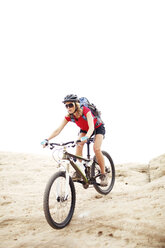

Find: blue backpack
70;97;103;126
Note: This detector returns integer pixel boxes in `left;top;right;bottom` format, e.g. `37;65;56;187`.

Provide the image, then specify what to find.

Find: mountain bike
43;137;115;229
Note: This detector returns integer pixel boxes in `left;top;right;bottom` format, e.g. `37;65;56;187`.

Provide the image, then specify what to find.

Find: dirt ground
0;152;165;248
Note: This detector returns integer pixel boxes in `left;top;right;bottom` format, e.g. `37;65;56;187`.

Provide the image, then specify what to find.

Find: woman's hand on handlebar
80;136;88;142
41;139;49;148
76;136;89;145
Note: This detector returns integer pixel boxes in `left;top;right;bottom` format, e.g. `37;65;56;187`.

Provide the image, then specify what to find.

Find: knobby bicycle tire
43;171;76;229
91;151;115;195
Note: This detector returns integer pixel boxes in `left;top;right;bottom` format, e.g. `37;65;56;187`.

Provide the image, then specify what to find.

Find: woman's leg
93;134;105;174
72;133;86;179
76;132;86;158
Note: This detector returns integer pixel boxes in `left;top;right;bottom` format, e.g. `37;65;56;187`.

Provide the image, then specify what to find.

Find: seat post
87;140;90;159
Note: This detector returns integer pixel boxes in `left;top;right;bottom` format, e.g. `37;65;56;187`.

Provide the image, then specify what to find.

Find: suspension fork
55;164;70;201
64;167;70;200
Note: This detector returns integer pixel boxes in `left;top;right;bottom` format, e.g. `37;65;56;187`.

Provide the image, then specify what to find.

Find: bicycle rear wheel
43;171;76;229
91;151;115;195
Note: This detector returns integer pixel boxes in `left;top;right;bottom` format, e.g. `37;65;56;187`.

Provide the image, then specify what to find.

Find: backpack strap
70;114;75;123
81;107;102;126
82;114;87;121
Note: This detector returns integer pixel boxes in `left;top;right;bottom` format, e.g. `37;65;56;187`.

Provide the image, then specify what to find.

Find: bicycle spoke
43;171;76;229
48;176;72;224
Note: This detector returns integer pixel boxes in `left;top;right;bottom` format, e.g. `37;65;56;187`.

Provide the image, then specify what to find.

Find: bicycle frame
49;138;97;198
53;149;91;181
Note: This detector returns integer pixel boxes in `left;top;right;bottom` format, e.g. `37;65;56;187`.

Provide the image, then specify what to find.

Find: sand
0;151;165;248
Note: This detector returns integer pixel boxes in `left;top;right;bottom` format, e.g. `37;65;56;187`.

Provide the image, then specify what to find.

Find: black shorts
80;124;106;136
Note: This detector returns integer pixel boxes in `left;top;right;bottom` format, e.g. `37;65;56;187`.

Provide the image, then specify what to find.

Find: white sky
0;0;165;164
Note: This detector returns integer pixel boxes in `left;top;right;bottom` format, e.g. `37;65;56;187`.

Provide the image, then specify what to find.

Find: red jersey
65;106;102;131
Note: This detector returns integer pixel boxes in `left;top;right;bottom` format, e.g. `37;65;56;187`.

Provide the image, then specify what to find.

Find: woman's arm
47;118;68;141
86;111;94;138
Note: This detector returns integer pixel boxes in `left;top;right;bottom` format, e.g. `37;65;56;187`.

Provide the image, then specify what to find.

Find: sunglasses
65;103;74;109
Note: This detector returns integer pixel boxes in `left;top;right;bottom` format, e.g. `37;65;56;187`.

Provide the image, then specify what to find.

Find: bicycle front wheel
91;151;115;195
43;171;76;229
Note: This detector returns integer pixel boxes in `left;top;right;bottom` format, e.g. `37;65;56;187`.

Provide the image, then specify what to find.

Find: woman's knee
76;142;84;152
93;145;101;154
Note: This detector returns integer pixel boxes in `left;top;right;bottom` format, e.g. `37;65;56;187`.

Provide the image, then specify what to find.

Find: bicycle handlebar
47;137;94;149
50;141;76;146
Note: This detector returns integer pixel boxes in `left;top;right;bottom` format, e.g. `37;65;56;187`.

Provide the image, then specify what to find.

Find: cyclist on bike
41;94;108;186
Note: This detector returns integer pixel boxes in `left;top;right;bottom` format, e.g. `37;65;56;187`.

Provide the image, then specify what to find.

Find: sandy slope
0;152;165;248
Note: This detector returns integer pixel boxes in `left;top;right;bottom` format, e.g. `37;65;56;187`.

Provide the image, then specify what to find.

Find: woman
41;94;108;186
